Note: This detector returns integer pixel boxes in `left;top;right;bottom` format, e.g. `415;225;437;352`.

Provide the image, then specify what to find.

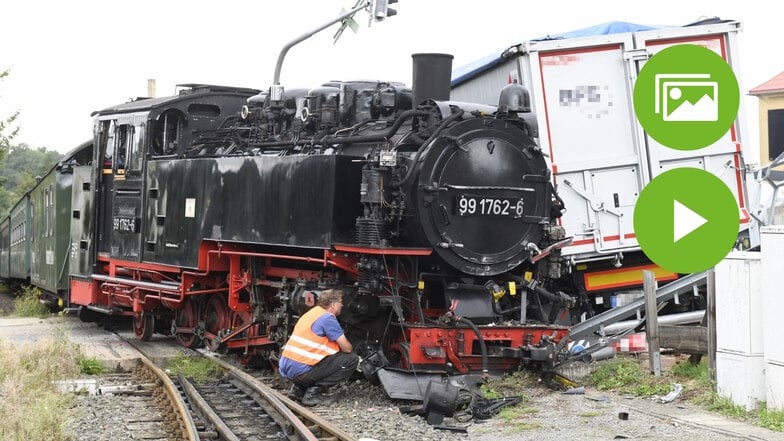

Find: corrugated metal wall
451;60;516;106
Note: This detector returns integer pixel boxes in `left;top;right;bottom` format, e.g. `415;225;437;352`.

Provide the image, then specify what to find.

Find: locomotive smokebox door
414;117;551;276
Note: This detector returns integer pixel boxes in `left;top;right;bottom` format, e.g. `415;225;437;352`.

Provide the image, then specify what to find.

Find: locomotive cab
69;85;260;321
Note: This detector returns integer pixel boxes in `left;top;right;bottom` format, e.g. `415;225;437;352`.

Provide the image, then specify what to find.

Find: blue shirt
279;312;344;379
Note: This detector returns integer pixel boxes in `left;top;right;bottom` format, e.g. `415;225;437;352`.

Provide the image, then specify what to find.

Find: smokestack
411;53;453;108
147;79;157;98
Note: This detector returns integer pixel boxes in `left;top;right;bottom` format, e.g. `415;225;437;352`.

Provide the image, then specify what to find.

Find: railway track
70;355;198;441
184;355;356;441
118;337;355;441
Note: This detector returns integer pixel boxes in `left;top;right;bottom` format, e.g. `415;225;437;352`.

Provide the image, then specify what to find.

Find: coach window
48;184;54;236
43;188;48;238
47;187;52;236
44;189;49;238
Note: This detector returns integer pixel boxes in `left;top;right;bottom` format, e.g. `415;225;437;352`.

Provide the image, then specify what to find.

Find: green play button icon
634;168;740;273
673;199;707;243
633;44;740;150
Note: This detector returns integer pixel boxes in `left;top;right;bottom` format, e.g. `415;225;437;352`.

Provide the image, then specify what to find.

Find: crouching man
279;289;360;406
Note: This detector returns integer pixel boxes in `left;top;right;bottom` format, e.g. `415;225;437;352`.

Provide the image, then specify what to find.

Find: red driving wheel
174;297;202;348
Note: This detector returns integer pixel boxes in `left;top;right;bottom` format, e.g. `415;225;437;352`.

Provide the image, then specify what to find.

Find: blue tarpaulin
451;18;732;88
533;20;660;41
451;20;664;88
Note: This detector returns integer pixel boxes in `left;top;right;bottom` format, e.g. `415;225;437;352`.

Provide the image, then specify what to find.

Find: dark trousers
294;352;359;389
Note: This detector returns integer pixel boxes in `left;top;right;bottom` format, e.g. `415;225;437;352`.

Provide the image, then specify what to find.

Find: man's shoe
287;383;307;401
301;386;336;406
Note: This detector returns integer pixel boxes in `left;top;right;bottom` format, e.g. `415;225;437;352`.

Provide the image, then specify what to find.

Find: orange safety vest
281;306;340;366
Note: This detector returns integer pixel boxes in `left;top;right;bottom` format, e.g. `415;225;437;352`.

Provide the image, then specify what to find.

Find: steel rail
208;354;356;441
138;353;200;441
178;375;240;441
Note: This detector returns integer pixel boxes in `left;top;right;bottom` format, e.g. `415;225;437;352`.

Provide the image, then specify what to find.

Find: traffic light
373;0;398;21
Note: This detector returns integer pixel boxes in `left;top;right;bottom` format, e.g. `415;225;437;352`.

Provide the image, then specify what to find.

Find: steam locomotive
2;54;578;393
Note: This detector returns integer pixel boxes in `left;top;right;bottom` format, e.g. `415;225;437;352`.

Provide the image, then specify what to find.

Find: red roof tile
750;70;784;95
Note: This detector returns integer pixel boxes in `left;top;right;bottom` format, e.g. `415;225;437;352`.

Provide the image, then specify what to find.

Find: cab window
100;120;115;172
128;123;144;171
116;123;144;173
152;110;182;157
115;124;131;172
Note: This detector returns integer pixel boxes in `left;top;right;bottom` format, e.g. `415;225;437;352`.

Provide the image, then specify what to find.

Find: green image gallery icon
633;44;740;150
633;168;740;274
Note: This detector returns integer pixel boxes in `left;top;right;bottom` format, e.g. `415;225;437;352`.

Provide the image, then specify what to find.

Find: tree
0;68;19;161
0;69;61;217
0;68;20;216
0;144;61;216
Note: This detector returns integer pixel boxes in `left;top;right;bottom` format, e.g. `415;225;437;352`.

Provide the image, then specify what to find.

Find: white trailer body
452;20;753;295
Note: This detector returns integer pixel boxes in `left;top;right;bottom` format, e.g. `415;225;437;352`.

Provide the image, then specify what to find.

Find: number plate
112;216;139;233
456;195;524;218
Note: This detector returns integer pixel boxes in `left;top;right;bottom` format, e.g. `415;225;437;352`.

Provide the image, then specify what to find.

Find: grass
497;406;542;433
13;285;49;318
78;356;105;375
590;355;784;432
704;393;748;419
504;421;542;433
0;334;82;440
590;356;672;396
479;370;543;434
759;403;784;432
166;352;223;382
0;284;7;316
481;368;538;399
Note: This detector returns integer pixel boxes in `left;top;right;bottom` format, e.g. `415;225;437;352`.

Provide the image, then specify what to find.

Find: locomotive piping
508;273;569;305
248;110;429;149
492;302;521;316
390;109;465;187
456;317;489;375
319;110;429;145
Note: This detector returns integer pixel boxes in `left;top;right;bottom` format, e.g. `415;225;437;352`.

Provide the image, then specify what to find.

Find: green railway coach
0;216;10;282
30;141;93;307
9;194;31;284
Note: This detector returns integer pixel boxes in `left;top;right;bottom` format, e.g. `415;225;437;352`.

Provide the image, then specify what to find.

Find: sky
0;0;780;160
